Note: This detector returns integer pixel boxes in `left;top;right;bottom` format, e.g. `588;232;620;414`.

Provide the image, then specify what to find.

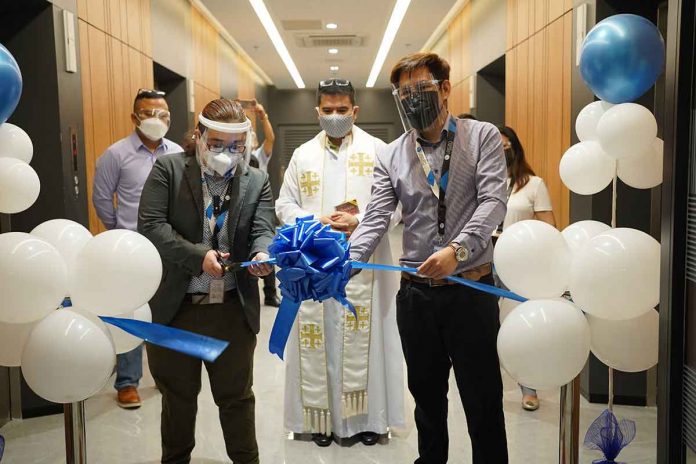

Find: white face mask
319;112;355;139
196;138;242;178
137;117;169;142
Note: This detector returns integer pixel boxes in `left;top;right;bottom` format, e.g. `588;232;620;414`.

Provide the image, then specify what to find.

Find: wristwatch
448;242;469;262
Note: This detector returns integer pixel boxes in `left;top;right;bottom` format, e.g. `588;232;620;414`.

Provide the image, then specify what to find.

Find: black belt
183;289;237;305
401;263;492;287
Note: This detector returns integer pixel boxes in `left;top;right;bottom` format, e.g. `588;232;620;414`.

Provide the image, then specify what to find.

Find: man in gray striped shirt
349;53;509;463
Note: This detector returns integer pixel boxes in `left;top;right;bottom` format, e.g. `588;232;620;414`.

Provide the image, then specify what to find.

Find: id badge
209;279;225;304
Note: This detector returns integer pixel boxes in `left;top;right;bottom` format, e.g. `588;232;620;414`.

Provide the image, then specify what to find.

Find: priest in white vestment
276;79;405;447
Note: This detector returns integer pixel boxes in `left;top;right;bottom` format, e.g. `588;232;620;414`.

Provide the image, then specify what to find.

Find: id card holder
209;279;225;304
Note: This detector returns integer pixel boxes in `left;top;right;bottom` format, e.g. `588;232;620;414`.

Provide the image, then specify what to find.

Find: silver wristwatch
448;242;469;262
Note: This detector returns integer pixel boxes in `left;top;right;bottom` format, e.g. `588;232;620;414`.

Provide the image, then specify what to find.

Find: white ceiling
201;0;458;89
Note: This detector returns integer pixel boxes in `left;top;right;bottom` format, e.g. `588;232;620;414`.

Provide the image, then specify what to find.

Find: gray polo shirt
349;114;507;272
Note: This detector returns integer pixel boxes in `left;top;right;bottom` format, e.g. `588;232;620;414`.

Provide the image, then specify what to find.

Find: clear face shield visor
391;76;445;132
197;114;253;177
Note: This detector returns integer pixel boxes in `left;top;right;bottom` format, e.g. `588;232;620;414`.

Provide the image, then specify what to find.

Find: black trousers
396;274;508;464
147;298;258;464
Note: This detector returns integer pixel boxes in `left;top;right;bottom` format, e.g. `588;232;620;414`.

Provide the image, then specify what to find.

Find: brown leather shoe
117;386;142;409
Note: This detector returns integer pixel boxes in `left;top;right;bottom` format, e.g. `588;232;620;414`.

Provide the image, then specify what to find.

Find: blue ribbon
60;299;229;362
351;261;528;302
0;433;4;461
583;409;636;464
266;216;355;359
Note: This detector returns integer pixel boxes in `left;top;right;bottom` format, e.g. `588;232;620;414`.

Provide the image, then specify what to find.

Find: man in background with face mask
350;53;509;463
276;79;404;448
92;88;183;410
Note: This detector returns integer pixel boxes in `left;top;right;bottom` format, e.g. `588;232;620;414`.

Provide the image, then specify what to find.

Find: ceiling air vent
297;35;364;48
281;20;324;31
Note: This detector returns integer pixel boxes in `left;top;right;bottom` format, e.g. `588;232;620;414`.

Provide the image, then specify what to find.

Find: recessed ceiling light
248;0;305;88
328;48;339;54
366;0;412;87
330;65;339;71
326;23;338;30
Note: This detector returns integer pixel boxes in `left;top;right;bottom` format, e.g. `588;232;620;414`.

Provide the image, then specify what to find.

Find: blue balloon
0;43;21;124
580;14;665;104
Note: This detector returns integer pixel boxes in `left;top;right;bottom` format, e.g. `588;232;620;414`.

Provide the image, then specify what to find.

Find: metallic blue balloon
0;44;21;124
580;14;665;104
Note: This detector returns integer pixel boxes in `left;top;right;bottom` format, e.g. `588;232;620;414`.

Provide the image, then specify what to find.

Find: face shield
391;76;446;133
197;113;252;178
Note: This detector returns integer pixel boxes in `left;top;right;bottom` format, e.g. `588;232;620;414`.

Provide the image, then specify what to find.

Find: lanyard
201;174;231;250
414;117;457;241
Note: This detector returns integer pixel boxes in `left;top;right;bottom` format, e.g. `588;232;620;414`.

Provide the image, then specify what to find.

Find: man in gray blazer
138;98;274;464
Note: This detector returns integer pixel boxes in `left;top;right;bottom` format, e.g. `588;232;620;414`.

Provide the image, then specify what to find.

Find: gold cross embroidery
346;306;371;332
299;171;320;197
300;323;323;349
348;153;374;177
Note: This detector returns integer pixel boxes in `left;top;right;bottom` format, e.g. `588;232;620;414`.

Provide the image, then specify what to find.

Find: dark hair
316;80;356;106
133;89;166;112
458;113;478;120
183;98;247;155
498;125;536;192
390;52;450;86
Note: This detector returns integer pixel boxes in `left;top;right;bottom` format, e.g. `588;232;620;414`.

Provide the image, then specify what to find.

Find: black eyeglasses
137;88;166;97
319;79;352;88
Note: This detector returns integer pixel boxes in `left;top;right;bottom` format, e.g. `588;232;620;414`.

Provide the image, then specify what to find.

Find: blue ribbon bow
266;216;355;359
584;409;636;464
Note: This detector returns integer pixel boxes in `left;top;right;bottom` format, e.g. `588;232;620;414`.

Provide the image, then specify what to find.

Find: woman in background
497;125;556;412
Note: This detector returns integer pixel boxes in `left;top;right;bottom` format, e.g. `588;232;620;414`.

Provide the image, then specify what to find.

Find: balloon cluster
0;44;161;404
562;14;666;194
494;14;663;391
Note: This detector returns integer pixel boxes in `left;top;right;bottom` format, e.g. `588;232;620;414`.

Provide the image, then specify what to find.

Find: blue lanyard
414;117;457;240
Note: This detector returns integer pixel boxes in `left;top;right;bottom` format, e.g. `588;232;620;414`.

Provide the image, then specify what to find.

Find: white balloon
587;309;658;373
561;220;611;254
70;229;162;316
575;101;613;142
494;220;571;299
617;138;663;189
597;103;658;160
0;232;68;324
109;304;152;354
498;298;520;324
21;308;115;403
0;123;33;163
0;157;40;214
559;141;616;195
497;299;590;390
570;228;660;320
31;219;92;275
0;320;35;367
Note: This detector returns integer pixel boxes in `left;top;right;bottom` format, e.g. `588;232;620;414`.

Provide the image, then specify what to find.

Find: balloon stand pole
608;367;615;411
559;375;581;464
64;401;87;464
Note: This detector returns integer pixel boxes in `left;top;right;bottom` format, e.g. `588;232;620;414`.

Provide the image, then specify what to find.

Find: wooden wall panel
448;16;463;85
141;0;152;57
516;0;530;47
106;0;124;41
460;3;472;81
507;0;517;50
126;0;142;51
534;0;548;35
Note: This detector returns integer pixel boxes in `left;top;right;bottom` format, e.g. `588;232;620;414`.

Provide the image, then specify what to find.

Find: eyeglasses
137;88;166;97
319;79;352;88
393;79;442;99
136;108;171;120
206;141;247;154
